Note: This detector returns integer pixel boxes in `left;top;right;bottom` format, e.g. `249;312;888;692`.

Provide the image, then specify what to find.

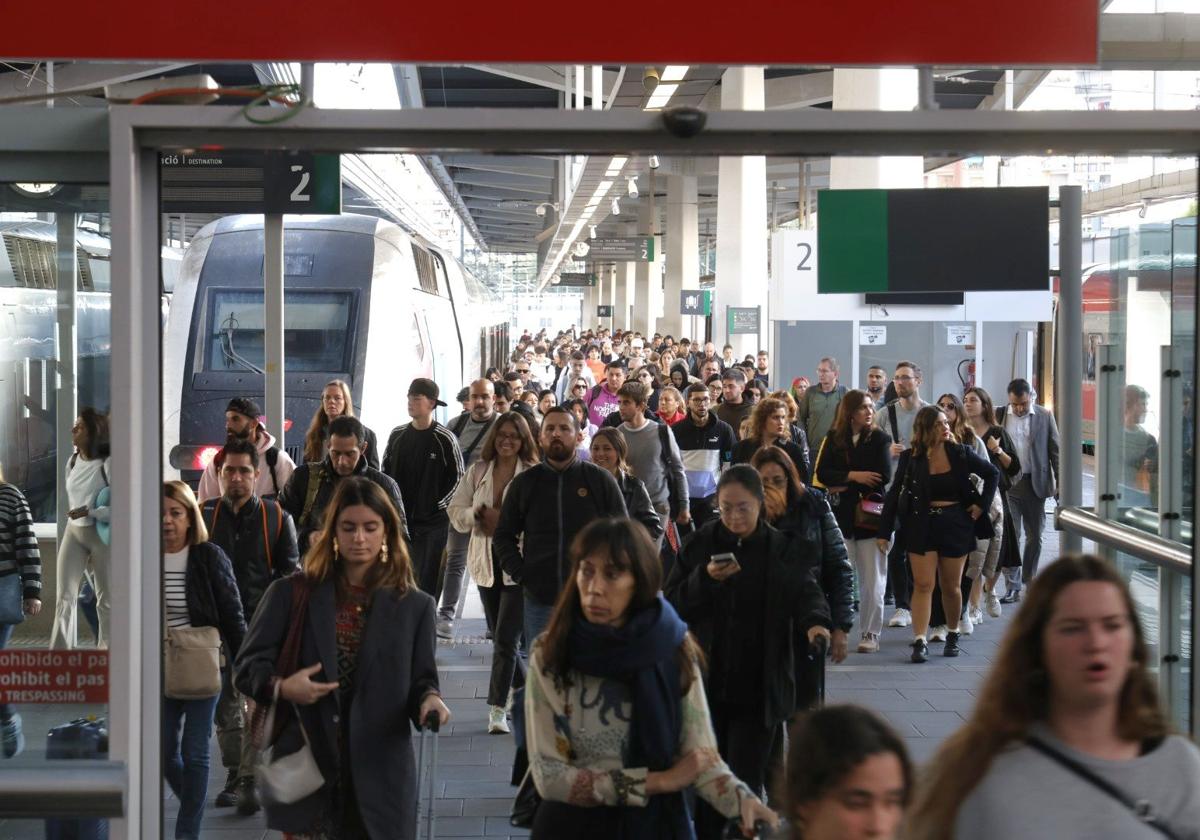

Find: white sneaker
887;608;912;628
929;625;948;643
985;592;1002;619
959;613;974;635
968;606;984;626
488;706;510;735
856;634;879;653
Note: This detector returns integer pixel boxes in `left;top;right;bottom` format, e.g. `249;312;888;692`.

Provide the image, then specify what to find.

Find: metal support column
1159;346;1184;543
55;214;77;540
300;63;315;103
1094;344;1124;528
1057;185;1083;553
264;215;286;447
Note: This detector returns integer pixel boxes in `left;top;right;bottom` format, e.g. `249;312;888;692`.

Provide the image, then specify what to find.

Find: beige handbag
164;624;223;700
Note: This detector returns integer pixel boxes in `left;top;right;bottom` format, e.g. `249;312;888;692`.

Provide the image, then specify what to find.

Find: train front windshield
205;288;354;373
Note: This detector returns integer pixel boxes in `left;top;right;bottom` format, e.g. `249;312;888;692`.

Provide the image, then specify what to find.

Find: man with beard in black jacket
279;416;407;551
493;405;627;645
202;438;299;815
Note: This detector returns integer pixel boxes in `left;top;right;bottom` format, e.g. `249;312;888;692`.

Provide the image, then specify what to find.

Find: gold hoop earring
380;542;389;563
332;538;340;557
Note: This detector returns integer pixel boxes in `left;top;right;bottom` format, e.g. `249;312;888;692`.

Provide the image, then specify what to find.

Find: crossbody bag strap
1025;735;1181;840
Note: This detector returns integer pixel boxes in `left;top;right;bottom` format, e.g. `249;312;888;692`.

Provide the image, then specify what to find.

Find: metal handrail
1056;506;1193;576
0;762;125;818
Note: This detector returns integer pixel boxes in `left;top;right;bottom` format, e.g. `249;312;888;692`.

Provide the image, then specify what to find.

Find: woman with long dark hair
527;517;777;839
49;407;112;649
814;390;892;654
303;380;379;469
876;406;998;663
784;706;913;840
236;478;449;840
448;412;538;735
906;555;1200;839
589;427;664;544
665;466;831;839
730;397;810;483
751;446;852;721
962;386;1022;621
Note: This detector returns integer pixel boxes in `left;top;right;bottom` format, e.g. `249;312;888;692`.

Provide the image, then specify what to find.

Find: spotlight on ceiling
648;155;660;170
611;197;621;215
627;176;639;199
588;225;597;239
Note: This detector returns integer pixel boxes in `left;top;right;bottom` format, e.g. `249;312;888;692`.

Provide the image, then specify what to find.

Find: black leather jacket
773;490;855;633
618;471;664;543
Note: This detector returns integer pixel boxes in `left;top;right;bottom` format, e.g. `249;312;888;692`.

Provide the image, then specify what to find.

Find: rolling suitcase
414;711;441;840
45;717;109;840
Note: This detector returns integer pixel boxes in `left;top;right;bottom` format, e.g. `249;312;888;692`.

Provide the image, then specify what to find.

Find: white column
828;69;922;188
663;170;698;339
615;261;634;330
635;200;661;336
715;67;768;358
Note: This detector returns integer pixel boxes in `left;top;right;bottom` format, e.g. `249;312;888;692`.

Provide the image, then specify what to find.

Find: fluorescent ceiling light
645;83;679;110
661;66;688;83
605;155;628;176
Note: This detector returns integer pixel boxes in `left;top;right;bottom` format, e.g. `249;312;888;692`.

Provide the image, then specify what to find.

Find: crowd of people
0;323;1196;840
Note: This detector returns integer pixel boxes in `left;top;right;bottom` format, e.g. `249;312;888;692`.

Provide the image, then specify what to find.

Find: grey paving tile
463;798;523;817
824;688;934;711
882;710;967;738
425;815;486;836
897;688;980;713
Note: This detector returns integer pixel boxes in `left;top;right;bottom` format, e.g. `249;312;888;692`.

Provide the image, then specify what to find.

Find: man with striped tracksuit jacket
671;382;737;527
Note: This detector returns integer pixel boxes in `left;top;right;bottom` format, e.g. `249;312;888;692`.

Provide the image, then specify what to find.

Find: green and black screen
817;186;1049;295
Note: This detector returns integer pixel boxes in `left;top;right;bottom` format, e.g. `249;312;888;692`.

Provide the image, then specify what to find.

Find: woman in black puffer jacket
664;466;830;840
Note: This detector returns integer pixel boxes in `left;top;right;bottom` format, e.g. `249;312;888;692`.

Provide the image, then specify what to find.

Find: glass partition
0;187;116;835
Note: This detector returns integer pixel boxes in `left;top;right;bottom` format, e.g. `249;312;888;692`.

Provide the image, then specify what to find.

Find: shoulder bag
854;493;885;532
254;576;325;805
1025;735;1182;840
163;625;222;700
0;572;24;625
162;552;222;700
256;679;324;805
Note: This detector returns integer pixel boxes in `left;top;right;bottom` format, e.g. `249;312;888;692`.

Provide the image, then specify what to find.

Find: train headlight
197;446;221;469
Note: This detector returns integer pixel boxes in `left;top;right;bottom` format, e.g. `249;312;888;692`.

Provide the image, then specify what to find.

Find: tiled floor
1;507;1066;839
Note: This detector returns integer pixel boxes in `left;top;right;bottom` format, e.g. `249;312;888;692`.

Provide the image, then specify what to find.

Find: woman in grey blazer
236;477;450;840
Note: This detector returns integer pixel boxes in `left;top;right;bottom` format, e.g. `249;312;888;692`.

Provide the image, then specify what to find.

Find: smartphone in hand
710;552;740;572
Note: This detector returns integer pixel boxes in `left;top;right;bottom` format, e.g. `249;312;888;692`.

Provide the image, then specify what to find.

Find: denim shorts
906;504;977;557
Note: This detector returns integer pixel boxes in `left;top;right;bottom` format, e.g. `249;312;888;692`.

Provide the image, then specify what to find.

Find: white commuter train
163;213;510;484
0;220;181;520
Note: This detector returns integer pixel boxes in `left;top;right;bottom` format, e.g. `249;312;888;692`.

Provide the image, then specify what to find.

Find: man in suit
996;378;1060;603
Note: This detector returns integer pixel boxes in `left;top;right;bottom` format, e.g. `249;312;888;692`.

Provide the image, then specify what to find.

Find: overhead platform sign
817;187;1050;295
160;151;341;215
0;1;1097;65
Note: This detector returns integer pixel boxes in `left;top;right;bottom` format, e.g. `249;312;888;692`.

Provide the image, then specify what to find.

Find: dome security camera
642;66;660;94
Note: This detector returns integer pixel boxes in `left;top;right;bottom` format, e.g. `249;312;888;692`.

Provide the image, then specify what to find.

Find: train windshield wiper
218;313;265;375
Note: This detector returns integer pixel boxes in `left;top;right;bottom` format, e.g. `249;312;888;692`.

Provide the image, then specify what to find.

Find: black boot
236;776;260;816
215;768;239;807
910;638;928;664
944;631;961;657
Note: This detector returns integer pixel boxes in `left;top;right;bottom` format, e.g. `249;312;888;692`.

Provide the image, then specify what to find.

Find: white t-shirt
1005;410;1033;479
65;456;110;528
164;548;191;629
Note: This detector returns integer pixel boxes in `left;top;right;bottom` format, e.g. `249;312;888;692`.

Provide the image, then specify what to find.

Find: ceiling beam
764;72;834;110
1100;12;1200;68
0;61;191;100
441;155;556;177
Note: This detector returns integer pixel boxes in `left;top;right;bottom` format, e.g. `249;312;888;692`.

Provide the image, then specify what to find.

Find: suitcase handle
422;710;441;733
808;634;829;658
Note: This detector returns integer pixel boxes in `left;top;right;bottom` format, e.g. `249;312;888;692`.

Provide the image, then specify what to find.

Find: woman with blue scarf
525;517;777;839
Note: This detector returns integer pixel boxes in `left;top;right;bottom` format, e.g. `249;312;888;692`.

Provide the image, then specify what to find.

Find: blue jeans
163;694;219;840
0;623;13;719
523;595;556;650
